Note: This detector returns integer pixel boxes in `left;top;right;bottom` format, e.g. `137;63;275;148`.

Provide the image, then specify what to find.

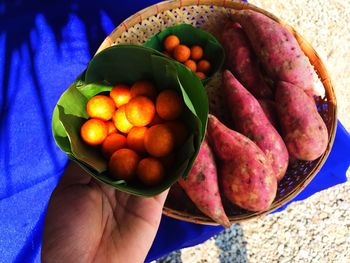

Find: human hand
42;162;168;263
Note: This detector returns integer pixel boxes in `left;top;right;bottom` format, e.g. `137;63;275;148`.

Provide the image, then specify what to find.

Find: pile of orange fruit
80;80;189;186
163;34;211;80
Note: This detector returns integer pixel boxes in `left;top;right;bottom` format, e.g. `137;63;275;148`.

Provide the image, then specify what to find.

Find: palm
42;162;168;263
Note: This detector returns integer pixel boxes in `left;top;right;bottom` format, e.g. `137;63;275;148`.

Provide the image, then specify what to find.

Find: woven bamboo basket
95;0;337;225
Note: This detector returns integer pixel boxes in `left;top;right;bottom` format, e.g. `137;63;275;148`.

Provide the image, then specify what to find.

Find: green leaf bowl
52;44;208;196
143;24;225;84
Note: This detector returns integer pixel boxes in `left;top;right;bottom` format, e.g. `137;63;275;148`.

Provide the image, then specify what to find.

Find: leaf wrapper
52;45;208;196
143;24;225;83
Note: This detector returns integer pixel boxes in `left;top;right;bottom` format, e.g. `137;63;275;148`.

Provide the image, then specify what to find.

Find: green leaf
175;63;209;138
51;72;89;154
77;82;113;99
143;24;225;83
57;83;89;118
52;81;109;172
52;106;71;153
52;80;89;155
58;105;107;172
52;44;209;196
85;45;157;85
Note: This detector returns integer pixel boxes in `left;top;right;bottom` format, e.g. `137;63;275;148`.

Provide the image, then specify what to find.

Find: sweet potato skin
178;139;230;227
258;99;279;129
232;10;314;95
275;81;328;161
223;70;288;181
207;114;277;212
221;22;272;99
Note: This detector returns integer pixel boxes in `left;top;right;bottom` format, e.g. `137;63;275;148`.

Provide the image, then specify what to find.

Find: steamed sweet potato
223;70;288;181
275;81;328;160
178;139;230;227
207;114;277;212
221;22;272;99
258;99;279;129
232;10;315;96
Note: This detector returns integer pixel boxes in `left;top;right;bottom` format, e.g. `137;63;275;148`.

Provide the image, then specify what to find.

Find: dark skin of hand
42;162;168;263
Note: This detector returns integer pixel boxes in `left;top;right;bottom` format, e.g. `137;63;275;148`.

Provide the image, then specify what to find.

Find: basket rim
95;0;338;225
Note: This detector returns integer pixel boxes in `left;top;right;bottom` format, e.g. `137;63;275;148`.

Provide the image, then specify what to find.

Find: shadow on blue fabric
0;1;158;262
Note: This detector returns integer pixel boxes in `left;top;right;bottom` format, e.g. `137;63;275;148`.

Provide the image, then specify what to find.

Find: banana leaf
52;45;208;196
143;24;225;84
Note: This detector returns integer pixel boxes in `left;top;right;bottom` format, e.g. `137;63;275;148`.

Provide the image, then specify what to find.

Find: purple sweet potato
258;99;279;130
221;22;272;99
275;81;328;160
232;10;315;96
207;114;277;212
178;139;230;227
223;70;288;181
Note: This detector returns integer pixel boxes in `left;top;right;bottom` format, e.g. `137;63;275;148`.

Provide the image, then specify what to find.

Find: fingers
151;188;169;207
56;161;92;190
109;188;170;262
129;188;169;208
122;189;169;226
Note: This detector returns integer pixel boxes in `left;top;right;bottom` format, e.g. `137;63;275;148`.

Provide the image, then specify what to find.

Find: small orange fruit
105;121;117;135
137;157;165;186
190;45;203;60
109;148;140;181
127;126;148;154
86;95;116;121
148;113;164;126
110;84;131;107
184;60;197;72
144;124;175;157
102;133;127;158
164;35;180;52
156;89;184;120
80;118;108;146
173;44;191;62
112;105;134;133
197;59;211;74
195;71;206;80
130;80;157;100
165;121;189;147
125;96;155;127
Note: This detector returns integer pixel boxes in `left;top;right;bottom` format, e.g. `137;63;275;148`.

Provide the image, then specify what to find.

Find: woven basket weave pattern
113;5;231;46
96;0;337;224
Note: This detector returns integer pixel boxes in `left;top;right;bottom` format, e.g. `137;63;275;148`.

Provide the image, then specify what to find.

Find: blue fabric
0;1;349;262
